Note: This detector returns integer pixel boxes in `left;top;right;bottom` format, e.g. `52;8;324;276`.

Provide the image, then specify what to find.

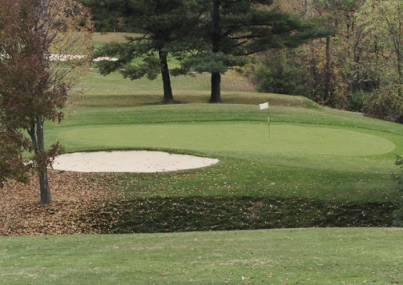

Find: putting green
56;122;395;157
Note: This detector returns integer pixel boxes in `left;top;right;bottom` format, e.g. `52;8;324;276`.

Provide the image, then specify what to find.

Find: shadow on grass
89;196;396;234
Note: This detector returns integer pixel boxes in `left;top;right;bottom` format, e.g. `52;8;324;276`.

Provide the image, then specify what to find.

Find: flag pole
267;115;270;138
259;102;270;138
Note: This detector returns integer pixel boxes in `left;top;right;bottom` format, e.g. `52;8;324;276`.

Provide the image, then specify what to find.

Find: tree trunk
209;0;222;103
29;115;52;204
158;50;174;102
210;72;222;103
397;49;402;97
308;43;318;98
39;165;51;204
36;116;52;204
324;36;331;102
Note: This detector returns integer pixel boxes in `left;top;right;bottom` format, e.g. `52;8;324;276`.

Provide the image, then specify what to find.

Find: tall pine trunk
210;72;222;103
397;49;402;97
28;115;52;204
158;50;174;102
210;0;222;103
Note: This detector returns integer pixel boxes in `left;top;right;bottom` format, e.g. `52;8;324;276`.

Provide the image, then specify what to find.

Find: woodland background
251;0;403;123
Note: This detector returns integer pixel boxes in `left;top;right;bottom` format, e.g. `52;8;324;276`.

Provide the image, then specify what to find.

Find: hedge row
89;197;397;234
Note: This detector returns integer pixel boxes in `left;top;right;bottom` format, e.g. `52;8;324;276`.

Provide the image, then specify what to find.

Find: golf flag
259;102;270;138
259;102;269;110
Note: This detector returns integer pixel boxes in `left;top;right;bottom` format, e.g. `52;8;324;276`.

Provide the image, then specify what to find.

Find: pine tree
181;0;330;103
82;0;205;102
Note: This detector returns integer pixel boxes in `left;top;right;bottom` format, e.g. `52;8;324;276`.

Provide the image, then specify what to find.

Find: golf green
55;122;395;156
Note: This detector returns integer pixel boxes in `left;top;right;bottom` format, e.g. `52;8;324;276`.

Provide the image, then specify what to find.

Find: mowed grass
4;60;403;284
1;228;403;285
48;71;403;202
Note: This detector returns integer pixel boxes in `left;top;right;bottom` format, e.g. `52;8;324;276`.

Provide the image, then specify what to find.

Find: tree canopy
252;0;403;122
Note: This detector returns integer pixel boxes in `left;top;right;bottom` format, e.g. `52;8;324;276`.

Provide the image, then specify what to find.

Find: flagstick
267;115;271;138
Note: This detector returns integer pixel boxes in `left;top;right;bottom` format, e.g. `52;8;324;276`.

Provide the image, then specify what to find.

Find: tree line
254;0;403;122
83;0;403;122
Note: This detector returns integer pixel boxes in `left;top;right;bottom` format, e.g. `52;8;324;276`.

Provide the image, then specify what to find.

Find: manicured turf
1;228;402;285
46;80;403;202
54;123;395;157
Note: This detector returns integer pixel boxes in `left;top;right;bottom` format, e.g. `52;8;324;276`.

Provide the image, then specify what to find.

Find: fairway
1;228;403;284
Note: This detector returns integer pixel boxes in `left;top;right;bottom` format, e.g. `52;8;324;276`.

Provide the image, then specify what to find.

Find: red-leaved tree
0;0;93;204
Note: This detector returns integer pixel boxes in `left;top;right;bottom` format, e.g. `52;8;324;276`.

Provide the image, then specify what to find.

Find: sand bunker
52;151;219;173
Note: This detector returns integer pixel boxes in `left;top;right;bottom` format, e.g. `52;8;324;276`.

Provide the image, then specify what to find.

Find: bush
362;88;403;122
347;91;368;112
254;55;308;96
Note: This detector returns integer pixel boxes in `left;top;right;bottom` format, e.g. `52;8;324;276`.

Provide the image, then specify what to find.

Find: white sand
52;151;219;173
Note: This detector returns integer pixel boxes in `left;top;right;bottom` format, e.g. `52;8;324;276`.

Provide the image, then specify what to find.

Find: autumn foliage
0;0;93;204
255;0;403;122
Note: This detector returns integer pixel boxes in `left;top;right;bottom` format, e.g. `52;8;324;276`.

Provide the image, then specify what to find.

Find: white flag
259;102;269;110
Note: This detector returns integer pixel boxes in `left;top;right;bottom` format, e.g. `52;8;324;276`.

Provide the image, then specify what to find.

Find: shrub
346;91;369;112
254;55;308;96
362;88;403;122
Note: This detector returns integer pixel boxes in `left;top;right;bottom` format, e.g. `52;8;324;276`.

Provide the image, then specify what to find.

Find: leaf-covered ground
0;171;121;236
0;169;397;236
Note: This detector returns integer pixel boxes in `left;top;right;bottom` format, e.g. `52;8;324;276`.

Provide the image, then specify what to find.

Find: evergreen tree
181;0;330;103
82;0;204;102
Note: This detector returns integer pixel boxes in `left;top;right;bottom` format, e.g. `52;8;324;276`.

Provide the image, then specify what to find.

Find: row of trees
0;0;93;204
254;0;403;122
81;0;330;103
84;0;402;122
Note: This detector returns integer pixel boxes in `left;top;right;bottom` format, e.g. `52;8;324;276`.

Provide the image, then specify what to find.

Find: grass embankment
43;70;403;232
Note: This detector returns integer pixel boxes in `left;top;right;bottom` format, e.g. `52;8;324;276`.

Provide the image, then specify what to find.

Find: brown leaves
0;129;31;187
0;170;122;236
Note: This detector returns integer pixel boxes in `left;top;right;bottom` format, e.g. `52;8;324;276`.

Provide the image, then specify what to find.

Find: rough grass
77;70;256;96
